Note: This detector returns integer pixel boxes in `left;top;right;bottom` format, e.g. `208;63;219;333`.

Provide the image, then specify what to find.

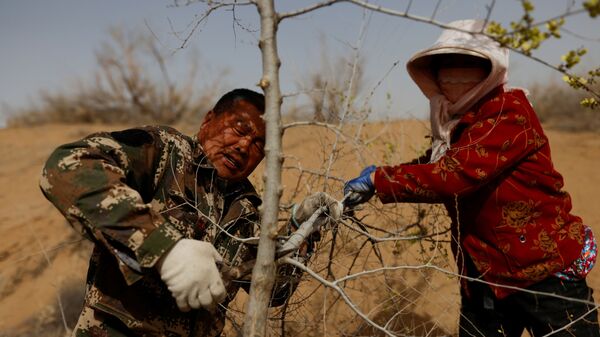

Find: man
40;88;340;336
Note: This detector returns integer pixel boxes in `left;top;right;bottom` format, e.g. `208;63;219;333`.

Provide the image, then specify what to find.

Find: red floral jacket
374;87;585;299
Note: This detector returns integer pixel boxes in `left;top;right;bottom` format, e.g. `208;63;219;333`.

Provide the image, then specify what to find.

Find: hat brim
414;46;488;59
408;47;489;69
406;47;490;99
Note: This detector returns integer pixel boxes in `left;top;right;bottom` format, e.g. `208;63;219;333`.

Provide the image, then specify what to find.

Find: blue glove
343;165;376;207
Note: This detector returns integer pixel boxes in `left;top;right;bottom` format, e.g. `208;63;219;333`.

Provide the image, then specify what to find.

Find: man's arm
40;127;182;283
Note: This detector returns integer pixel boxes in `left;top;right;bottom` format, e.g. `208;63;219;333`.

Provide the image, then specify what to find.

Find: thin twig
278;0;340;21
283;256;397;337
27;223;70;334
431;0;442;21
483;0;496;30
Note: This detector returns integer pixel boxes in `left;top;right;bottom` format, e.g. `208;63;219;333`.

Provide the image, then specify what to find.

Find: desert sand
0;121;598;336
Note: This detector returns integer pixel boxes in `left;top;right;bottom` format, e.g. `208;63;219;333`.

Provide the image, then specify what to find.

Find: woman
344;19;599;337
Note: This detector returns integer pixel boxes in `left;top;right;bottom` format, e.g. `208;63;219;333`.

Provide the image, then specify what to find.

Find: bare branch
511;8;587;33
282;165;346;183
483;0;497;29
174;1;254;50
278;0;455;26
340;219;443;243
317;0;600;103
282;256;397;337
277;0;339;21
431;0;442;21
282;120;347;136
320;8;370;194
27;222;70;335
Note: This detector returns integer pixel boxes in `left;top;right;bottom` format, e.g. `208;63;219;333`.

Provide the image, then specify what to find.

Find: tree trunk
243;0;282;336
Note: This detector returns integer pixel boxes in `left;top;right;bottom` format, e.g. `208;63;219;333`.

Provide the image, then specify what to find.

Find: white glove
157;239;226;312
293;192;343;233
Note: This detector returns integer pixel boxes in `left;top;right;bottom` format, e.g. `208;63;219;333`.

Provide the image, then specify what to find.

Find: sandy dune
0;122;598;336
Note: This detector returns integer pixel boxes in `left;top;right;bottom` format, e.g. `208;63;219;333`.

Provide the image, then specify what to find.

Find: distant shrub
6;27;226;127
529;79;600;132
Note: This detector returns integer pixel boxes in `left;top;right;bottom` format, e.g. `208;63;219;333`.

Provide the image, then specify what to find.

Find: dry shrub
289;40;368;123
259;201;456;337
529;79;600;132
303;54;366;123
350;272;451;337
6;27;225;127
230;121;460;336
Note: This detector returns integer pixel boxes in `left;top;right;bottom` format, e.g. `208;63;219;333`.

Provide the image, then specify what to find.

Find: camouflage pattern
40;126;299;337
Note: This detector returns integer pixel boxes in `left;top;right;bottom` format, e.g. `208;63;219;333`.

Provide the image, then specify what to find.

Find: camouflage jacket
40;126;297;336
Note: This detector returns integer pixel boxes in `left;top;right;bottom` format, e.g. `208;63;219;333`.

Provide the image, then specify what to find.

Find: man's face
198;100;266;181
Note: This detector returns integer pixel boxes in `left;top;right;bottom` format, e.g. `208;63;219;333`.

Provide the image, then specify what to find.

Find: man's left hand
343;165;376;207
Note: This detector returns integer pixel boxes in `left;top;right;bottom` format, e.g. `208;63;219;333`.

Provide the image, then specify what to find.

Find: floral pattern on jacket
374;87;585;298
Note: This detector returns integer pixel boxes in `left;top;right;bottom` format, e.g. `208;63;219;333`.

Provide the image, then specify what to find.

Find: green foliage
486;2;564;56
561;65;600;107
562;74;588;89
584;0;600;17
581;97;599;109
559;48;587;70
486;2;600;109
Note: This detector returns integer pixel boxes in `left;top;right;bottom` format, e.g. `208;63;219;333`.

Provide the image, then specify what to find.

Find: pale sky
1;0;599;127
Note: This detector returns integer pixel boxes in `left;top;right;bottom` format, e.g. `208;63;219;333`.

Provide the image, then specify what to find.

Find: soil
0;122;598;336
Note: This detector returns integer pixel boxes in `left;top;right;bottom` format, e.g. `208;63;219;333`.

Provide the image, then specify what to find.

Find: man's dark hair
213;88;265;116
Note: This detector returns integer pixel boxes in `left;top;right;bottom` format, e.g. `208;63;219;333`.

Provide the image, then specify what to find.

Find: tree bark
243;0;282;336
